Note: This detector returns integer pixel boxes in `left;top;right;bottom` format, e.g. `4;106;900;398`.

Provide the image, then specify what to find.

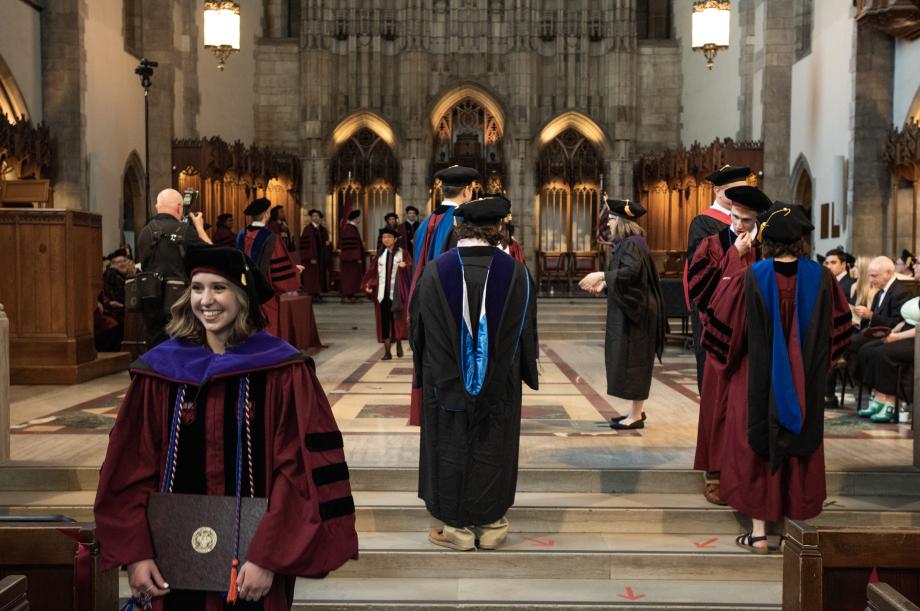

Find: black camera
135;58;158;88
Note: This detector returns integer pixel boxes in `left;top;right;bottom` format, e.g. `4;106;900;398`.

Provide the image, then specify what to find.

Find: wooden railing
868;583;920;611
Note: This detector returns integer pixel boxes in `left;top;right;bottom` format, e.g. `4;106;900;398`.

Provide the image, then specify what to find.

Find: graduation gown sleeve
246;363;358;577
702;271;748;376
267;235;302;293
94;375;168;570
519;269;539;390
688;233;754;326
603;240;646;323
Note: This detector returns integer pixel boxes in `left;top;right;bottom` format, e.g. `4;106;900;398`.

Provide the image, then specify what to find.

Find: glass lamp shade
691;1;730;49
203;1;240;70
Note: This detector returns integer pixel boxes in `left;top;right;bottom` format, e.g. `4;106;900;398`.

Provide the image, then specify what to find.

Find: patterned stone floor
7;299;915;470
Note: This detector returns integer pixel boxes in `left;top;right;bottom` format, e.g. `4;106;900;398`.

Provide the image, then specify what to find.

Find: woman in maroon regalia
94;246;357;609
702;204;851;553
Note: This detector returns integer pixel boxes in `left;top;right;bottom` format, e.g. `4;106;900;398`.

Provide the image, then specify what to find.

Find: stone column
141;1;177;206
849;23;894;256
761;0;794;202
736;0;756;142
41;0;88;210
0;304;9;463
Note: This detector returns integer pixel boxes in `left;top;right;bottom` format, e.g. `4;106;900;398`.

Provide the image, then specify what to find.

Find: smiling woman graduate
93;246;357;611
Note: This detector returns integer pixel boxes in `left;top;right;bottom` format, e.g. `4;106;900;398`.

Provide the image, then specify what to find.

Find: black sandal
735;532;770;555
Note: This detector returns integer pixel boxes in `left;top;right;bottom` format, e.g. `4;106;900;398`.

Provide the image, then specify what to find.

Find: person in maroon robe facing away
237;198;303;337
299;209;330;301
212;213;236;248
703;204;851;553
338;209;365;303
686;185;772;506
94;246;357;609
362;227;412;360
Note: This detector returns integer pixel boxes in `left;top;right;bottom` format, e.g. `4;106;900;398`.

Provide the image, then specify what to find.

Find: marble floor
7;298;915;473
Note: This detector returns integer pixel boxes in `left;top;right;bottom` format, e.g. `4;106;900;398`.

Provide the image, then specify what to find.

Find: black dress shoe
610;418;645;430
611;412;647;424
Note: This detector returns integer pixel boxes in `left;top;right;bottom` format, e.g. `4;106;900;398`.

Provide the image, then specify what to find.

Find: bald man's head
868;256;895;290
155;189;183;220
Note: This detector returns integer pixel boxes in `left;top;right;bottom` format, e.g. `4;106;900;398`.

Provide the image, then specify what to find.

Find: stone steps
3;465;917;497
4;490;919;533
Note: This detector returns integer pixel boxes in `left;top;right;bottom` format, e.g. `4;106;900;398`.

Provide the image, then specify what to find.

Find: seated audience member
823;247;855;300
851;256;877;310
855;297;918;423
895;249;915;278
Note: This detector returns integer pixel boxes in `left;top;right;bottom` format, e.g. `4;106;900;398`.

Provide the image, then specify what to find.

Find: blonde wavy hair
165;281;257;348
852;255;876;307
609;216;646;243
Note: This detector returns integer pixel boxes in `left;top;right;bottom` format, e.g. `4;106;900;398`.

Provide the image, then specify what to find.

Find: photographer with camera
135;188;212;346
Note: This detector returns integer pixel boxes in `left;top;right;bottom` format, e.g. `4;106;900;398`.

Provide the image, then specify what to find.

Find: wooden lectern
0;209;130;384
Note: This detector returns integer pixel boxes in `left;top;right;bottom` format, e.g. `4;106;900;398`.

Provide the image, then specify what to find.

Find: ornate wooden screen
884;120;920;256
536;129;602;254
329;127;400;251
634;138;763;253
172;137;302;239
429;98;504;211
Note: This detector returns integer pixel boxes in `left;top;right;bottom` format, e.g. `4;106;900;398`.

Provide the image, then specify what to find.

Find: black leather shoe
611;418;645;430
611;412;647;424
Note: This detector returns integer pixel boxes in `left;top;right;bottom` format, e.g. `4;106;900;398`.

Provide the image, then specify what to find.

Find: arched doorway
329;126;400;250
535;128;603;255
121;152;145;253
429;84;506;207
0;52;29;123
791;154;817;240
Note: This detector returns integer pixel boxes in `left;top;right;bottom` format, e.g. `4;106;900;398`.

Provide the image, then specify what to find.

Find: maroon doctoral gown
240;226;302;337
299;223;329;295
338;222;365;296
686;228;758;474
213;226;236;248
703;260;851;522
93;332;358;611
361;247;412;342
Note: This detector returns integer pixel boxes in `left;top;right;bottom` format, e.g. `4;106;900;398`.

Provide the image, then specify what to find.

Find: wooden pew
783;520;920;611
0;576;28;611
869;583;920;611
0;522;117;611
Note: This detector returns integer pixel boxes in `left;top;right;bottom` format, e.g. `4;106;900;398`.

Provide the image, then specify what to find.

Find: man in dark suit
824;247;855;302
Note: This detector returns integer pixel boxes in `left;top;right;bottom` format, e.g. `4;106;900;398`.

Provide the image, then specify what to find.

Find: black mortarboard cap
308;209;324;218
243;197;271;216
384;212;398;221
435;165;479;188
347;209;361;220
185;246;275;329
725;185;772;213
107;248;128;260
608;198;647;220
759;203;813;243
705;165;751;186
405;205;419;214
379;227;400;238
454;195;511;224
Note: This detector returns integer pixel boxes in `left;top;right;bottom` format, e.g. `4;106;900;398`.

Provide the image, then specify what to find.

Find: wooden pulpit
0;209;130;384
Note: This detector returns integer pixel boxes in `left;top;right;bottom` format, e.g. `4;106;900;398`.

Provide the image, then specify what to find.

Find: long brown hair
760;237;811;259
165;281;257;348
610;216;646;243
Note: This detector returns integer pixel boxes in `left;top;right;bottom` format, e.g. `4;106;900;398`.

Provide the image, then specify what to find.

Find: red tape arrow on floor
694;536;719;548
521;535;556;547
617;586;646;601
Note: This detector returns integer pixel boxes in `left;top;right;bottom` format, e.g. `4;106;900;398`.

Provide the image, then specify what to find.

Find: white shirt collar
712;200;732;216
882;276;896;293
836;271;847;282
348;220;359;227
252;221;266;227
442;199;459;208
457;238;490;247
311;221;319;228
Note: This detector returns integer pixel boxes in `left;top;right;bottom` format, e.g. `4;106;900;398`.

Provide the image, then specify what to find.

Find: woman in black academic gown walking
579;198;666;429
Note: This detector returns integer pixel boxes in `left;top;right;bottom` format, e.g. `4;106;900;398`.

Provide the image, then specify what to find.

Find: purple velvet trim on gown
133;331;303;385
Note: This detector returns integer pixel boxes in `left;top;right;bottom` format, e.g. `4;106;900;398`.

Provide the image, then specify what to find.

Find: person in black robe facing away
579;198;666;430
410;195;538;552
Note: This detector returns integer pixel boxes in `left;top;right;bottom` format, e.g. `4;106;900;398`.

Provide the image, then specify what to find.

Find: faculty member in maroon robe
212;213;236;247
362;227;412;360
687;185;772;505
94;246;357;609
299;209;330;301
238;198;303;336
338;209;366;303
703;204;851;553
